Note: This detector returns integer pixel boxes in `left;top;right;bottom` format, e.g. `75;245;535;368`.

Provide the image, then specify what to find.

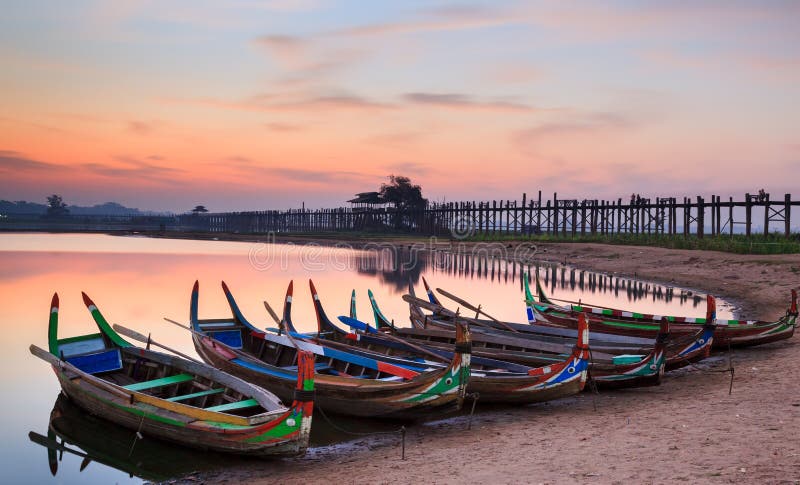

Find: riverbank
173;238;799;484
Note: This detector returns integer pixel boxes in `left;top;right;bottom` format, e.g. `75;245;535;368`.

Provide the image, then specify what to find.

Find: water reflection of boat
29;393;232;482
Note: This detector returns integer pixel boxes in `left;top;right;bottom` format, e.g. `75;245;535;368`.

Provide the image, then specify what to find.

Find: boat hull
192;335;466;420
56;369;308;457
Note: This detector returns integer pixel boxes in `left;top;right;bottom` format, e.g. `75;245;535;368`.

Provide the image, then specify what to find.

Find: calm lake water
0;233;734;484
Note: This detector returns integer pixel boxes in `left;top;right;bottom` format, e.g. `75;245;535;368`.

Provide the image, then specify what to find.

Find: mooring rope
127;414;146;458
314;404;405;437
587;347;600;412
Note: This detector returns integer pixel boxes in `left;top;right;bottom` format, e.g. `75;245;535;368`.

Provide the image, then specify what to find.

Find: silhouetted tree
46;194;69;216
379;175;427;209
379;175;427;231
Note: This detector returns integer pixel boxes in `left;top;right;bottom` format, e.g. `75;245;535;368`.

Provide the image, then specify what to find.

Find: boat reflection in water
29;393;233;482
29;393;406;482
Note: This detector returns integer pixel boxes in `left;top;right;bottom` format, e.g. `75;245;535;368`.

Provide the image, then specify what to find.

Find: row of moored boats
31;275;798;457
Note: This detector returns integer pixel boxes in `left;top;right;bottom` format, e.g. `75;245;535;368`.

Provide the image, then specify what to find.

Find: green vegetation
465;232;800;254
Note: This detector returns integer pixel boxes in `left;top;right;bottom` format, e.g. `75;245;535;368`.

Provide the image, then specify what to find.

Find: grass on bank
465;232;800;254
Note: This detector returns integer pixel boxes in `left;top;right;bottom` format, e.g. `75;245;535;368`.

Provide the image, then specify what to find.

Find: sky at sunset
1;1;798;212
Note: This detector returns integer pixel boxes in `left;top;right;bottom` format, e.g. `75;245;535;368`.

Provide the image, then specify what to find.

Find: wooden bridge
187;191;798;238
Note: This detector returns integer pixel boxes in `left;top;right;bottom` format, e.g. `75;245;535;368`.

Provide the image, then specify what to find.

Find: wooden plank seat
205;398;259;413
66;349;123;374
208;330;243;349
123;373;194;392
57;334;125;375
378;376;404;382
58;334;106;358
166;388;225;402
197;318;237;329
281;363;332;372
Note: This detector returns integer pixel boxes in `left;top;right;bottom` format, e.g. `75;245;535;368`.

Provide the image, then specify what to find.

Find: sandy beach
184;242;800;485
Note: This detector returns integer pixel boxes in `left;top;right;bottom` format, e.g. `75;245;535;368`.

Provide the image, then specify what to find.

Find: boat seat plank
166;388;225;402
209;330;243;349
205;398;259;413
198;319;237;328
123;373;194;391
66;349;123;374
58;335;106;358
281;363;331;372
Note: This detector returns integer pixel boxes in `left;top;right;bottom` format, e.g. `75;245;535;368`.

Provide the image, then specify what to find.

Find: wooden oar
436;287;502;322
112;324;202;364
403;294;497;331
428;289;519;333
162;317;267;368
336;316;451;363
29;431;89;460
528;292;620;312
263;300;302;349
377;328;451;363
262;299;284;335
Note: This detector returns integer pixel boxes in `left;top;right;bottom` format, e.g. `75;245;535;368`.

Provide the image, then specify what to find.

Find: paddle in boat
400;284;670;389
188;280;471;419
30;292;315;457
289;280;590;404
410;276;713;372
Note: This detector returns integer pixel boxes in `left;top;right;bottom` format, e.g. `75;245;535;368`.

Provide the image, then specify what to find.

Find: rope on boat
466;393;480;430
127;414;146;458
587;348;599;412
664;343;736;394
313;404;407;460
401;426;406;461
314;404;405;437
726;341;735;395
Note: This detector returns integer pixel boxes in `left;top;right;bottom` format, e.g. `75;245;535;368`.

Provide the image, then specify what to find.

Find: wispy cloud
178;90;540;115
366;131;424;146
330;4;518;38
0;150;62;172
174;92;395;113
513;112;637;145
219;158;374;185
269;166;369;184
127;120;155;135
264;122;304;132
381;161;437;177
81;156;183;182
484;64;542;85
254;35;308;65
403;92;535;112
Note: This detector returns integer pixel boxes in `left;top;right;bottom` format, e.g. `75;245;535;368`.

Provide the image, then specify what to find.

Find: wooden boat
30;293;315;457
527;277;796;348
410;278;714;373
189;281;471;419
414;277;679;352
292;280;589;404
29;394;226;481
370;285;669;389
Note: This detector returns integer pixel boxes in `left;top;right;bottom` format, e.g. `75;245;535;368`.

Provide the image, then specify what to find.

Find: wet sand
181;242;800;484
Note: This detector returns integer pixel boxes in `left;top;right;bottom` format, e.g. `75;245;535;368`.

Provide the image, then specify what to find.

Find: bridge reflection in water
345;245;713;312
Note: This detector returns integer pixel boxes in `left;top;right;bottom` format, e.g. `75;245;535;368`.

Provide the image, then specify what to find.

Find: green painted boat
527;276;796;348
31;292;315;457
